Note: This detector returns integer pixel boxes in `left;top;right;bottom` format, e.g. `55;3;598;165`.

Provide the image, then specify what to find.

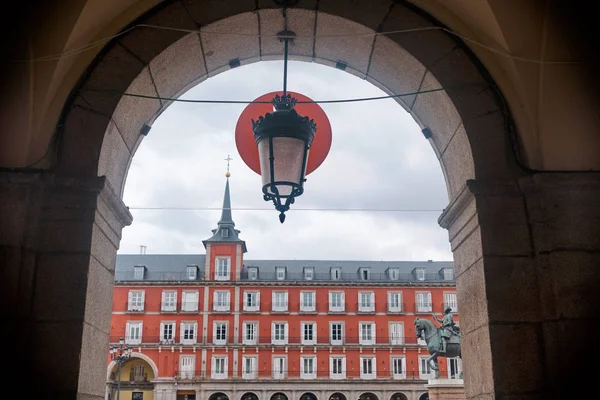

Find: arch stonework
2;1;599;400
106;351;159;380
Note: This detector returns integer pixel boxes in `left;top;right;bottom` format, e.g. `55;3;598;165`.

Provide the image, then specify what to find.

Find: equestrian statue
414;307;462;379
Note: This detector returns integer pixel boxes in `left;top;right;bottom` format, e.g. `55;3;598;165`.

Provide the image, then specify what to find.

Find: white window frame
215;257;230;281
128;290;145;312
272;291;288;312
419;356;435;379
213;290;231;312
360;356;376;379
242;322;258;345
391;356;406;379
161;290;177;312
180;321;198;345
388;268;399;280
186;266;197;280
272;322;288;345
416;268;426;281
443;268;454;280
276;267;286;280
160;321;175;344
389;322;404;345
125;321;142;345
358;292;375;312
304;268;314;280
213;321;228;345
444;292;458;313
359;322;376;345
300;291;316;312
330;322;344;345
416;292;432;313
300;356;316;379
330;356;346;379
211;355;228;379
248;268;258;280
221;228;229;238
272;356;286;379
242;356;257;379
179;355;195;379
181;290;199;312
388;291;402;312
301;322;316;345
447;357;463;379
328;291;345;312
133;266;145;280
331;268;341;280
360;268;370;280
243;291;260;312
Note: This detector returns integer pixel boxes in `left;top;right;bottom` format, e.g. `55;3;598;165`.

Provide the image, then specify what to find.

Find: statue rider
432;307;456;355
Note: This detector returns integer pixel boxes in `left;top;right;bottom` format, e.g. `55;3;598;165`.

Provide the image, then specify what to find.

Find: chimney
140;245;147;255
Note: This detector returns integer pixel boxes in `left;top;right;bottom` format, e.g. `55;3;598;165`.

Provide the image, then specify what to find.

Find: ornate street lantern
251;29;317;223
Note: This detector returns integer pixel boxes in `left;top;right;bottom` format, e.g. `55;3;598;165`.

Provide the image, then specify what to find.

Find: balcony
212;303;231;313
386;302;406;314
271;302;289;313
414;302;433;313
126;301;145;313
356;303;375;314
180;301;199;313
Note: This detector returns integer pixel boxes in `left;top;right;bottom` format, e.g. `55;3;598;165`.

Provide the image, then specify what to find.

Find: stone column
439;173;600;400
1;172;132;399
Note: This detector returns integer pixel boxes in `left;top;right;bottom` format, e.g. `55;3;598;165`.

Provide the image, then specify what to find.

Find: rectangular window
214;322;227;345
360;322;375;345
181;291;198;312
389;268;399;280
126;322;142;345
329;292;345;312
221;228;229;237
276;267;286;280
186;266;197;280
180;355;195;378
215;258;230;280
132;392;144;400
361;269;370;280
416;292;432;312
359;292;375;312
181;322;197;345
390;322;404;345
301;356;316;379
272;322;288;345
128;291;145;312
388;292;402;312
213;291;230;312
392;357;406;379
444;292;458;313
360;357;376;379
242;356;257;379
212;356;228;379
416;268;426;281
300;291;316;312
443;268;454;280
272;292;288;312
302;322;316;345
331;268;341;280
273;356;286;379
249;268;258;280
161;291;177;312
330;357;345;379
243;291;260;312
243;322;257;345
304;268;314;280
419;356;434;379
160;322;174;344
133;266;145;280
331;323;343;345
448;357;463;379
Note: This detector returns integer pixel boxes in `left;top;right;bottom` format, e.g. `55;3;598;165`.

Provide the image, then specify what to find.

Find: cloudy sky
119;60;452;261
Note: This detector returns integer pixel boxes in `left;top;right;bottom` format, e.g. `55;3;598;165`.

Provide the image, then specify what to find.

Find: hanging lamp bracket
277;30;296;43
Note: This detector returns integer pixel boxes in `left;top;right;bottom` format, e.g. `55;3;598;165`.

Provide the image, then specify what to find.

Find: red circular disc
235;91;332;176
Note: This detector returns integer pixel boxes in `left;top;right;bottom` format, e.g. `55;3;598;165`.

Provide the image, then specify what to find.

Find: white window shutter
179;322;184;343
284;292;288;306
256;291;260;310
311;292;316;308
342;357;347;374
271;292;276;309
125;322;130;341
242;322;247;342
194;291;199;309
139;322;143;342
373;357;377;377
370;292;375;307
159;322;164;340
213;291;218;309
341;292;345;310
127;291;133;308
271;323;276;344
224;356;228;375
227;291;231;309
161;291;166;306
328;292;332;305
284;323;289;344
173;322;177;339
211;357;215;376
427;292;432;304
301;323;305;342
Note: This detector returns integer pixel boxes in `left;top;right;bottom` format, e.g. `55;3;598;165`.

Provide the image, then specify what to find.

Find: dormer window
442;268;454;280
304;267;314;280
221;228;229;238
187;265;198;280
330;267;341;280
276;267;286;281
415;268;426;281
388;268;400;281
359;268;370;281
133;265;146;280
248;267;258;280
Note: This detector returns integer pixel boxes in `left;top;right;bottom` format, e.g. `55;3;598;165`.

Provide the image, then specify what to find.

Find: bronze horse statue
414;317;462;379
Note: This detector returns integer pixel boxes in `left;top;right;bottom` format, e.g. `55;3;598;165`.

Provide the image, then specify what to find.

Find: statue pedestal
425;379;466;400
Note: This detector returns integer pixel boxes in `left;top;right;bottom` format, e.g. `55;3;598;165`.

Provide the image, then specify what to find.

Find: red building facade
107;178;460;400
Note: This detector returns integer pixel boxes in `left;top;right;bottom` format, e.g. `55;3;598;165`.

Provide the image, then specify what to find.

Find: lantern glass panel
258;136;308;197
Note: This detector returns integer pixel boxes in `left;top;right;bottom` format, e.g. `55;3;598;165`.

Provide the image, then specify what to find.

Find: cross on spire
224;154;233;173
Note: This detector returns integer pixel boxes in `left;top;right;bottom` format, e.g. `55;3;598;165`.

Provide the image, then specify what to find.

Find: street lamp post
110;337;132;400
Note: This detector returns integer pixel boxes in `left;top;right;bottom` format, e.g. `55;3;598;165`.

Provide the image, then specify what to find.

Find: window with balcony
276;267;286;280
273;356;286;379
330;356;346;379
212;356;228;379
392;357;406;379
331;267;341;280
180;322;197;345
388;292;402;313
161;290;177;312
272;322;288;345
272;291;288;312
160;322;175;344
213;322;227;345
330;322;343;345
186;265;198;280
358;292;375;312
301;322;316;345
304;267;314;280
328;291;345;312
300;291;316;312
213;291;230;312
444;292;458;313
301;356;316;379
360;356;376;379
242;322;257;345
416;292;432;313
243;291;260;312
242;356;257;379
180;355;195;378
389;322;404;345
215;257;230;280
125;321;142;345
181;291;199;312
128;291;145;312
359;322;375;345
